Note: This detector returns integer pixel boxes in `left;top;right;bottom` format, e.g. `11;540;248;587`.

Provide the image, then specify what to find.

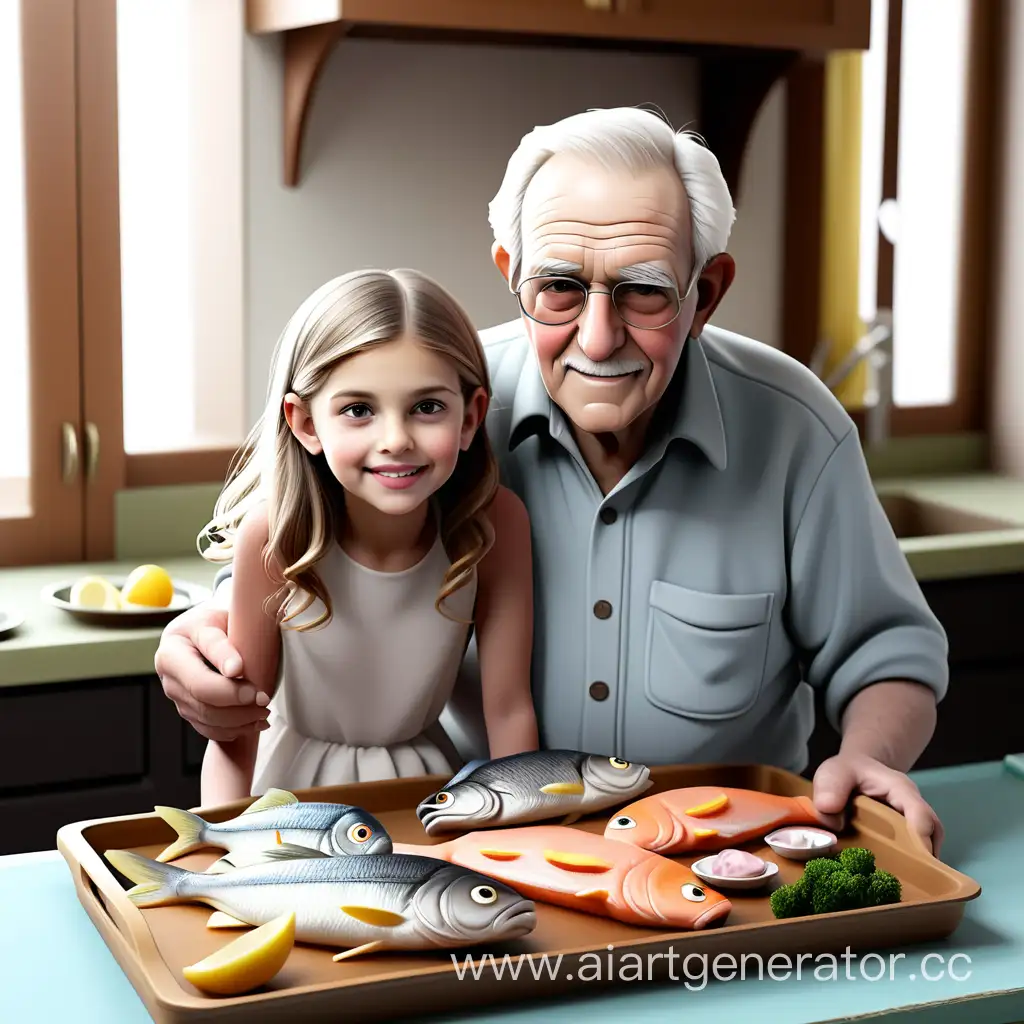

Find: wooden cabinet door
0;0;84;567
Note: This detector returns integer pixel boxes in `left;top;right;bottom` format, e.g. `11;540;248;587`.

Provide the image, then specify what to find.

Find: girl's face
284;333;486;517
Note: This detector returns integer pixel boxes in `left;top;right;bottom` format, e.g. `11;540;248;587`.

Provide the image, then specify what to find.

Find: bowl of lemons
42;564;211;625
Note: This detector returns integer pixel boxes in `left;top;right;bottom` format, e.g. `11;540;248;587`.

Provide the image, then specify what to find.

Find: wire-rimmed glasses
515;275;683;330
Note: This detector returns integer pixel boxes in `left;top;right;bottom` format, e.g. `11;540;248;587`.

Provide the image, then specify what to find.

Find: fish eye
682;884;706;902
348;823;372;843
608;757;630;769
434;792;453;805
607;816;636;829
471;885;498;905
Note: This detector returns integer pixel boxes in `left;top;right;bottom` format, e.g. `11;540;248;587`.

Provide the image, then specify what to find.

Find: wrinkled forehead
519;154;693;286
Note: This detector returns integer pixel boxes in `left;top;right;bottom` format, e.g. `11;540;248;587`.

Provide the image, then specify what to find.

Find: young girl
198;268;539;804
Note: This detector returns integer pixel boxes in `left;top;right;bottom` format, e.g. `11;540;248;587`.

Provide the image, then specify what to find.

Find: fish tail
795;795;834;826
104;850;190;907
153;806;207;862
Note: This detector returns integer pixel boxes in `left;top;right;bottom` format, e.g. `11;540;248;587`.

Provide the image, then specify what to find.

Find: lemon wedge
120;564;174;608
69;576;122;610
182;911;295;995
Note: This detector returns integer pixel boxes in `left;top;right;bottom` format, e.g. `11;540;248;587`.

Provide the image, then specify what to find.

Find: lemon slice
182;911;295;995
120;564;174;608
69;576;122;610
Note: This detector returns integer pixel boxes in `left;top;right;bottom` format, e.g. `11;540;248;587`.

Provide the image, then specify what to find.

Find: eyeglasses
515;275;683;330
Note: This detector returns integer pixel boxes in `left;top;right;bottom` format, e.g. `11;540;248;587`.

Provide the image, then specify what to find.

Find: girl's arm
200;502;283;805
473;485;540;759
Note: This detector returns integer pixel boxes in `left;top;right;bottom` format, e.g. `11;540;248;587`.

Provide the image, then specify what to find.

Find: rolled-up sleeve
788;426;949;731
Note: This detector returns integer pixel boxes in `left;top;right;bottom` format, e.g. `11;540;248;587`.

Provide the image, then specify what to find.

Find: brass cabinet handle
84;421;100;481
61;422;79;485
584;0;613;8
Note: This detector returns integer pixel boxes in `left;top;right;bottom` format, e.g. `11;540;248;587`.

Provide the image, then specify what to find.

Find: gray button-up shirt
442;317;949;774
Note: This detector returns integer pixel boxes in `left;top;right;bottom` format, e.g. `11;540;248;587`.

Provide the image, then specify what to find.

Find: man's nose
577;291;625;361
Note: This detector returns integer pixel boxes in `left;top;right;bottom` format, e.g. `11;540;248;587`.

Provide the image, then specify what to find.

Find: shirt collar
507;333;728;471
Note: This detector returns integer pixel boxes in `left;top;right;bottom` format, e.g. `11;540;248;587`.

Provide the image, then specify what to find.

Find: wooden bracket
283;21;349;186
698;49;799;203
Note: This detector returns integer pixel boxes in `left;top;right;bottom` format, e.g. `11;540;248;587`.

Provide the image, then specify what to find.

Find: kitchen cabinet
0;676;201;856
245;0;871;190
805;572;1024;776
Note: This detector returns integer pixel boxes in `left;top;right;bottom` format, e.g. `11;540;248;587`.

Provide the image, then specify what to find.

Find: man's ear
491;241;511;284
689;253;736;337
460;387;489;451
283;393;323;455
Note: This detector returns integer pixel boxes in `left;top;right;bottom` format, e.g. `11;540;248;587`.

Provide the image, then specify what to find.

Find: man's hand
812;751;944;857
154;601;270;743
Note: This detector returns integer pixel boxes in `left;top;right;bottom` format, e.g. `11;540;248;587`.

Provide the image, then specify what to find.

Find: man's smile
562;354;645;380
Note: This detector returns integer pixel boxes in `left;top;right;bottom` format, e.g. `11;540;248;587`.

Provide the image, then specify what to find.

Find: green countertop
0;555;220;687
3;472;1024;690
2;757;1023;1023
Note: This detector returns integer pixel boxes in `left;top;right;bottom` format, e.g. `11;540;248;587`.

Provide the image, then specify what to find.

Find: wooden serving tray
56;763;981;1023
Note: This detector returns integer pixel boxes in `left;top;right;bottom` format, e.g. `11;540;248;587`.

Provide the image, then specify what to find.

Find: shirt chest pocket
644;581;774;720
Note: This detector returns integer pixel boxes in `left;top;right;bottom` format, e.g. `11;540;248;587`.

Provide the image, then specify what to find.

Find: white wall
991;1;1024;477
243;34;786;423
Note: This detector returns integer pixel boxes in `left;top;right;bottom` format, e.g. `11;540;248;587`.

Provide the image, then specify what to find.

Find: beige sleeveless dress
251;530;475;793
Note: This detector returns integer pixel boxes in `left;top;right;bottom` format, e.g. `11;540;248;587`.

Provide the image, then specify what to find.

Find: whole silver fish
104;847;536;960
416;749;652;835
152;788;392;866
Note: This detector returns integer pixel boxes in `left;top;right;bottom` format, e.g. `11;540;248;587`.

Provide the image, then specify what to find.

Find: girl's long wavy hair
198;268;499;630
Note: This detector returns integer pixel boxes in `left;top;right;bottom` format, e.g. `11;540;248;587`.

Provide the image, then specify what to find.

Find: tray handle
57;825;150;958
849;793;934;859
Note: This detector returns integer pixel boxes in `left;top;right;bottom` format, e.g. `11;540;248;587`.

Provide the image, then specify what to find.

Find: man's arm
788;426;948;755
787;426;948;852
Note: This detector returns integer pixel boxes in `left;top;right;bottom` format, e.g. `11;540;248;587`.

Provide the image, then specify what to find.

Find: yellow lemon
120;564;174;608
69;576;122;610
182;911;295;996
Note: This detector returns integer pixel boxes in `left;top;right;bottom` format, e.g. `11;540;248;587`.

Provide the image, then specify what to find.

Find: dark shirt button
589;681;610;701
593;600;612;619
599;507;617;525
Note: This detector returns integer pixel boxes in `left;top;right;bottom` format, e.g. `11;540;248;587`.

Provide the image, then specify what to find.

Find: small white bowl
690;855;779;890
764;827;837;861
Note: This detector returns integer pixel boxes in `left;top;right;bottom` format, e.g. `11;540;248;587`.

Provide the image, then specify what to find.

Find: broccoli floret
810;868;867;914
866;869;902;906
838;846;876;876
770;879;812;918
801;856;841;893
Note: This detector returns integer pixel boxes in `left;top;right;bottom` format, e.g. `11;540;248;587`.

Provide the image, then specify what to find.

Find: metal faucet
811;309;893;446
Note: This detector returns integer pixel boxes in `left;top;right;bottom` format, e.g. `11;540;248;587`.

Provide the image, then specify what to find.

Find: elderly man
155;107;949;853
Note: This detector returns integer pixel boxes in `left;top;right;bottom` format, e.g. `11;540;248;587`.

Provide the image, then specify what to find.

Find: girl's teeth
377;469;420;478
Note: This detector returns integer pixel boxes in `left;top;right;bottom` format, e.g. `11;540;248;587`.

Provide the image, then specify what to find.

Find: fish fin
575;888;610;901
104;850;189;907
683;793;730;817
540;782;585;795
333;941;389;961
543;850;613;873
259;843;331;861
152;806;207;862
206;910;249;929
560;812;582;826
693;828;719;838
242;788;299;815
479;849;522;861
204;855;235;874
340;906;405;927
443;758;488;787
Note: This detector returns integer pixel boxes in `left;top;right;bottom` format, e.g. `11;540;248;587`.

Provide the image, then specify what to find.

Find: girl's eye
415;400;445;415
341;403;372;419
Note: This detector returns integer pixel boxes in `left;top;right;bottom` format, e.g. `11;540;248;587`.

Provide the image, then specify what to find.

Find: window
782;0;997;437
0;0;245;567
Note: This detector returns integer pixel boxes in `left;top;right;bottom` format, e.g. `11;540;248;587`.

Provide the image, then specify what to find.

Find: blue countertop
2;759;1023;1024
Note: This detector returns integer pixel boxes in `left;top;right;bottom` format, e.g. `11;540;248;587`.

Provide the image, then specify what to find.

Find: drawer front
0;679;145;792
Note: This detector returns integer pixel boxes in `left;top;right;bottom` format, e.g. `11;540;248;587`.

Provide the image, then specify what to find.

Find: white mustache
562;354;645;377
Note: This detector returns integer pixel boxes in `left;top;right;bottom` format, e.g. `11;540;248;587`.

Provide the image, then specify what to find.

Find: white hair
488;106;736;294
